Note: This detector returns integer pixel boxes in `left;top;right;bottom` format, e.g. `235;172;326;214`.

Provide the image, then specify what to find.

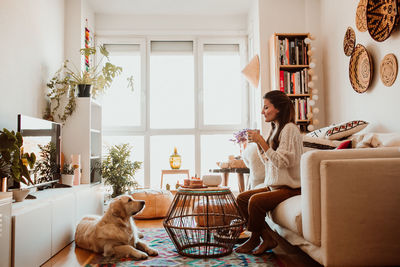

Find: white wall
321;0;400;133
0;0;65;129
255;0;324;135
95;14;247;35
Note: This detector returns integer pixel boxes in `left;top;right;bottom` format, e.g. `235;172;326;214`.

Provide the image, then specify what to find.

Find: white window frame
98;35;248;188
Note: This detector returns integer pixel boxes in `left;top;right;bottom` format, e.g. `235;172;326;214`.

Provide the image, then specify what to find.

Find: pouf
131;189;174;219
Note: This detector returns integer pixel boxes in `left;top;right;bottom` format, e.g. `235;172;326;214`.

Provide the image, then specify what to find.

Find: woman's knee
237;192;248;204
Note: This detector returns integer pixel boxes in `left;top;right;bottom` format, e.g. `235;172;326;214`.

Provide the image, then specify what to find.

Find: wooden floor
42;218;321;267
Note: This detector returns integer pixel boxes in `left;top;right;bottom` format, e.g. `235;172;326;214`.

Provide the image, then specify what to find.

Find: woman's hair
264;90;295;150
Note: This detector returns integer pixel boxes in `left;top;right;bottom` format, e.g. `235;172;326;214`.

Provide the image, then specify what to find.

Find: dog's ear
110;199;128;219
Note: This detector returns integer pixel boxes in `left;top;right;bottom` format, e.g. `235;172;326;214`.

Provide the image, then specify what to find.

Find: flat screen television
11;114;62;189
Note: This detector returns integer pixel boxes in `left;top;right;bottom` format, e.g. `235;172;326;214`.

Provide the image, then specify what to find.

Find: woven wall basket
367;0;398;42
343;27;356;56
356;0;368;32
349;44;373;93
380;53;398;87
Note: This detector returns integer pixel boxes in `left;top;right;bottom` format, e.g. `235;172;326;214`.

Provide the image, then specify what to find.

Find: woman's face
261;98;280;122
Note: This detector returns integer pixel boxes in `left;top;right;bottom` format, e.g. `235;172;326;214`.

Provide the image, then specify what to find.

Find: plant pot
77;84;91;97
10;188;30;202
61;174;74;186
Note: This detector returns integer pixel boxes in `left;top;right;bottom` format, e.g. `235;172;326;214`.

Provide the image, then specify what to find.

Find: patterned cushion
306;120;368;140
302;135;342;153
325;120;368;140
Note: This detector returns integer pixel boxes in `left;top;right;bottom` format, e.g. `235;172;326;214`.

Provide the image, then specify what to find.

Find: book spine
280;70;284;92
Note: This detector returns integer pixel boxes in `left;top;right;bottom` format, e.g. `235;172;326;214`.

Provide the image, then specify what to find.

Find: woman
235;90;303;255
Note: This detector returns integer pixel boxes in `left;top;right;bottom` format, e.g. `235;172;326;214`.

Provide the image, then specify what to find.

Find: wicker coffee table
163;186;245;258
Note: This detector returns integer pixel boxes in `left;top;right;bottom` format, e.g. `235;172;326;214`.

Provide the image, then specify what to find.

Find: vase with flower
229;128;249;156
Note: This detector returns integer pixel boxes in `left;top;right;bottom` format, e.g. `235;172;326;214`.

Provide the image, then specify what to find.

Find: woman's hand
247;129;270;152
247;129;261;144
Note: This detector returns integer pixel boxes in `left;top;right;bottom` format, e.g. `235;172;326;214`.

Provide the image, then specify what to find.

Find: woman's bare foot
235;232;261;253
252;229;278;255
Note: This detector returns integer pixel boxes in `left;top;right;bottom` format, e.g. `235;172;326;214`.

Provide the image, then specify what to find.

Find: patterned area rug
87;228;284;267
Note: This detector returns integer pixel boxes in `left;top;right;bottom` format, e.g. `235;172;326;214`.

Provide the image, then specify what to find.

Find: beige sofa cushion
270;195;302;236
301;147;400;246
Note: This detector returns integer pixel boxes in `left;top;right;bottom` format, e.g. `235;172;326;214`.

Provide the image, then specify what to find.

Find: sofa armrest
300;147;400;246
320;158;400;266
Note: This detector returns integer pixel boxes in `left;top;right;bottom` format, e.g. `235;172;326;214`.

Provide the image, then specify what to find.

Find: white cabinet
13;202;52;267
11;185;103;267
62;98;102;184
0;193;12;267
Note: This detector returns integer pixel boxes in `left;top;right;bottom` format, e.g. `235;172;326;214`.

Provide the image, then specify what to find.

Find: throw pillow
336;140;352;149
242;143;265;189
305;125;332;138
325;120;369;140
302;135;342;153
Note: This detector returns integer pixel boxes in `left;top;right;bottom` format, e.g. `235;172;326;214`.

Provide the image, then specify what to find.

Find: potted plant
45;45;134;122
102;143;142;198
61;163;75;186
0;128;36;202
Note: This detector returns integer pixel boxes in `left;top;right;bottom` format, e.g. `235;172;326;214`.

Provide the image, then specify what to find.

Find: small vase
77;84;91;97
10;188;30;202
61;174;74;186
169;147;182;169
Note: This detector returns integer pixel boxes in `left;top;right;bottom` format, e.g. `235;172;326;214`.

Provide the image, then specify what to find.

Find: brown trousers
237;186;301;232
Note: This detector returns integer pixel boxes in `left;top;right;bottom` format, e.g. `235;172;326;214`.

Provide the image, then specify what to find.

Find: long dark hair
264;90;295;150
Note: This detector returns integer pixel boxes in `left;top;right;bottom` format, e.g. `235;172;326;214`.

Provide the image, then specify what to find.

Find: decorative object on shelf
77;84;91;97
241;55;260;88
102;143;142;198
61;163;74;186
9;188;31;202
169;147;181;169
366;0;398;42
84;19;91;71
349;44;373;93
343;27;356;56
356;0;368;32
380;53;398;87
71;154;81;185
45;45;134;123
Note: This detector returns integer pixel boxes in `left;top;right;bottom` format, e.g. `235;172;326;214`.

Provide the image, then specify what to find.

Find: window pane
203;48;242;125
102;45;141;128
102;136;145;188
150;43;194;129
201;134;241;191
150;135;195;189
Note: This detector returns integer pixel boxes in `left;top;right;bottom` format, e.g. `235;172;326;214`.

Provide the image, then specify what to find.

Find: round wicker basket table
163;186;245;258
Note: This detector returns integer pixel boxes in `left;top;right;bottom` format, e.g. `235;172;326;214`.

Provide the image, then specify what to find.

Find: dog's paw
133;251;148;260
138;232;144;239
147;248;158;256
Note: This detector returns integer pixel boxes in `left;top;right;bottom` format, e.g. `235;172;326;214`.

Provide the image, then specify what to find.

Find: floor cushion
132;189;173;219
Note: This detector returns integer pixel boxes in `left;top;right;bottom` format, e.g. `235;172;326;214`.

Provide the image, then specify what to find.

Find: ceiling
87;0;252;16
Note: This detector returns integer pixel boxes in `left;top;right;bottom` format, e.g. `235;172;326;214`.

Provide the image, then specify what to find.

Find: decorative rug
87;228;284;267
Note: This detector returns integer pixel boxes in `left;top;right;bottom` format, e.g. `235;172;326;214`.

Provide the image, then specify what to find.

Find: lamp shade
241;55;260;88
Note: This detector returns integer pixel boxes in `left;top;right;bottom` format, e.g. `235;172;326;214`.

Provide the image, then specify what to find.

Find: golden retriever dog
75;195;158;260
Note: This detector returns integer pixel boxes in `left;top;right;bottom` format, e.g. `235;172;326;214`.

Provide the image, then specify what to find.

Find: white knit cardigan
257;122;303;189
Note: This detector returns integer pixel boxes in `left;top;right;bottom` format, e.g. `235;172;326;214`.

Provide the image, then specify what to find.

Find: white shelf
90;155;101;159
90;129;101;134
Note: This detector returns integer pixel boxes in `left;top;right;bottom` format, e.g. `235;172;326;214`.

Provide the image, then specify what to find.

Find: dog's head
109;195;145;219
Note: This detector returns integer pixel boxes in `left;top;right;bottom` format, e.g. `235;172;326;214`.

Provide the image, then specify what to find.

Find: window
100;37;248;190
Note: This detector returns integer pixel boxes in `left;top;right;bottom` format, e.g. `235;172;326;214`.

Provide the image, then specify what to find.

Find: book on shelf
279;69;309;94
291;98;310;121
278;37;308;65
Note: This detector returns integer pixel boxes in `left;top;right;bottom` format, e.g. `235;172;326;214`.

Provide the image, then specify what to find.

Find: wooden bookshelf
269;32;313;132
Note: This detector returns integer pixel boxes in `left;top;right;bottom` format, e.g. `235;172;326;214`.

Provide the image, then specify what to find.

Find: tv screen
13;114;62;189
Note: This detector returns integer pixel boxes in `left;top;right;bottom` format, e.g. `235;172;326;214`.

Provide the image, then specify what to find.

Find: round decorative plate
343;27;356;56
349;44;373;93
380;53;398;86
356;0;368;32
367;0;398;42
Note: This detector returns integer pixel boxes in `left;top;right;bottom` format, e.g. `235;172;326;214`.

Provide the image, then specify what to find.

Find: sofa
264;146;400;266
